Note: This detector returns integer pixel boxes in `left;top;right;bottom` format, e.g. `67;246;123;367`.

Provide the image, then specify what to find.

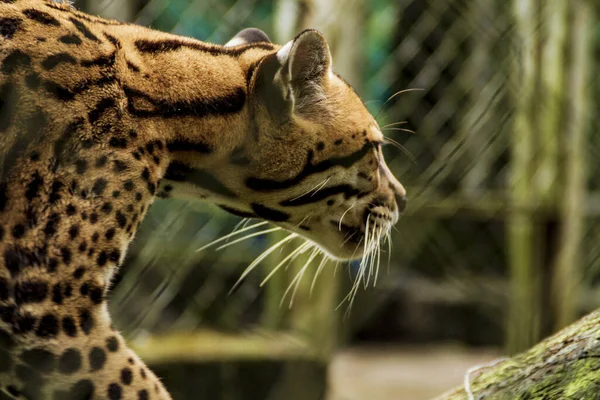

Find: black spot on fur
124;85;246;119
126;60;140;72
92;157;106;169
0;17;22;39
138;389;149;400
105;228;116;240
23;9;60;26
112;159;128;173
97;251;107;267
0;81;17;133
59;33;82;45
62;316;78;337
73;267;85;279
106;336;119;352
81;52;116;68
61;247;72;265
13;313;36;334
4;246;39;277
52;283;63;304
104;32;121;47
12;224;25;239
121;367;133;385
58;348;82;374
20;348;55;373
92;178;108;196
15;280;48;304
89;347;106;371
42;53;78;70
116;211;126;228
89;286;103;304
36;313;59;338
47;258;59;273
25;72;42;89
88;98;116;124
109;137;127;148
108;383;122;400
49;180;64;203
25;171;43;201
44;213;61;236
2;50;31;75
69;225;79;239
79;309;94;335
66;204;77;216
109;249;120;263
69;17;100;42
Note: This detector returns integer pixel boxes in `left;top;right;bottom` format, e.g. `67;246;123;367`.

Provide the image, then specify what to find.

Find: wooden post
508;0;543;353
551;0;591;330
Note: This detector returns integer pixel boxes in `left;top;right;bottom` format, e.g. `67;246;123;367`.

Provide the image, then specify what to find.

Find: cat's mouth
331;220;364;246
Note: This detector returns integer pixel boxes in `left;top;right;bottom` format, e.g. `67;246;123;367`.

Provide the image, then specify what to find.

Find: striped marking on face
245;141;374;192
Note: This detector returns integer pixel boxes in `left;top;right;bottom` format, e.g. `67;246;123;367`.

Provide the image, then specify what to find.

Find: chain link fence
72;0;599;398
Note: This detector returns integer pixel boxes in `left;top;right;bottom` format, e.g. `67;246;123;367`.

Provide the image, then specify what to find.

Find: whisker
260;241;312;287
296;212;314;229
195;221;269;252
310;253;329;296
375;88;425;119
386;229;393;274
215;227;281;251
289;178;330;202
229;233;297;295
381;121;408;129
311;178;331;196
374;226;382;287
383;137;416;164
382;127;416;135
339;201;358;231
282;247;319;308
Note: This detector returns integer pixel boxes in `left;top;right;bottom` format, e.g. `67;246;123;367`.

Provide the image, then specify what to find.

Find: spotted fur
0;0;406;398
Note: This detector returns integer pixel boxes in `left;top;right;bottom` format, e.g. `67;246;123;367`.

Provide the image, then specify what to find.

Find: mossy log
435;310;600;399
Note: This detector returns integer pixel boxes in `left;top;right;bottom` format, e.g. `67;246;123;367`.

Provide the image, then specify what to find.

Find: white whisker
289;178;330;202
374;227;382;287
215;227;281;250
282;247;319;308
381;121;408;129
195;221;268;253
382;127;416;135
339;201;357;231
309;253;328;296
228;233;297;295
260;241;312;287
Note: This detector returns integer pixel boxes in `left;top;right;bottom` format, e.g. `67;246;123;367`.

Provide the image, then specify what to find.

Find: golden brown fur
0;0;406;398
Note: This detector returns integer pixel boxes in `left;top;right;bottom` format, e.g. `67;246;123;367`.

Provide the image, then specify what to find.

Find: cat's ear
225;28;271;47
253;29;332;120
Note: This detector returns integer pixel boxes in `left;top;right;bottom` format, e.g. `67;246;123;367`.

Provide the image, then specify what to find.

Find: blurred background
72;0;598;399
